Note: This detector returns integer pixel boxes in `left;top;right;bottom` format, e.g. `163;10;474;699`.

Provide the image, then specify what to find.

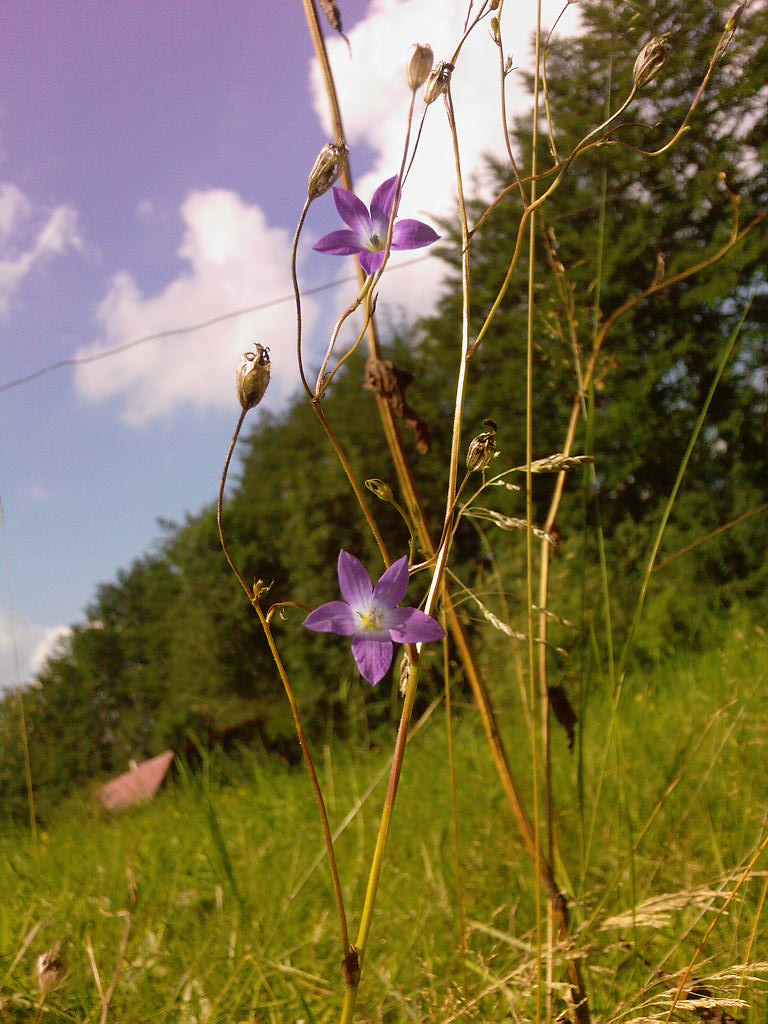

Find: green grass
1;607;766;1023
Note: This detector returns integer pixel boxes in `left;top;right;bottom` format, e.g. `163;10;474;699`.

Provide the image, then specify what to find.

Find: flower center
357;608;381;632
368;232;384;251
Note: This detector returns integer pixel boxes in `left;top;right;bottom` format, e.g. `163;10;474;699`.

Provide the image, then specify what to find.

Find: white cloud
0;610;70;692
0;181;82;316
75;189;319;425
310;0;580;317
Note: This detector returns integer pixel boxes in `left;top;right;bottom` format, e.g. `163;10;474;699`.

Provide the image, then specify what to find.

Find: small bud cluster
466;419;499;472
632;35;670;91
237;345;271;411
307;141;349;199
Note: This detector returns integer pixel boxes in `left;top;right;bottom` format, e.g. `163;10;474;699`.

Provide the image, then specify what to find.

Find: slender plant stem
293;198;313;399
614;299;752;690
525;6;544;1020
288;183;391;567
442;596;468;1003
338;652;423;1024
652;501;768;573
494;0;528;205
217;409;351;962
0;499;38;854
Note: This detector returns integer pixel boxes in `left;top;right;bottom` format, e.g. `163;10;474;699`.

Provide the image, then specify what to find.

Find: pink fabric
99;750;174;812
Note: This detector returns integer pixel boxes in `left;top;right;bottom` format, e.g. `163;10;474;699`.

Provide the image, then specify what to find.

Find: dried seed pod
632;35;670;91
407;43;434;91
308;141;348;199
423;61;454;105
399;651;412;697
237;345;271;411
466;418;499;472
36;943;67;996
319;0;343;33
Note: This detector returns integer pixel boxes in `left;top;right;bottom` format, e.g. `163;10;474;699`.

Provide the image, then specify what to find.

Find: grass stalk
525;4;545;1019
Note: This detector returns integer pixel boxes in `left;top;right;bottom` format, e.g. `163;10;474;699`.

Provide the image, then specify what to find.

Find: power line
0;254;434;397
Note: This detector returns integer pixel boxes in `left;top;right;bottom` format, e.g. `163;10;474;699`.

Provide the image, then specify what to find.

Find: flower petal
359;249;385;276
333;186;371;239
351;636;393;685
372;555;410;608
391;219;440;252
304;600;357;636
369;176;400;235
387;606;446;644
313;229;365;255
337;550;373;611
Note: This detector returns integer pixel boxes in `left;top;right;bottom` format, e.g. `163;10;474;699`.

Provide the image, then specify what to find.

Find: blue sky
0;0;576;688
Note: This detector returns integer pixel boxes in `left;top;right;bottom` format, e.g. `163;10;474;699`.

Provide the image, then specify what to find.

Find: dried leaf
548;685;577;753
365;357;431;454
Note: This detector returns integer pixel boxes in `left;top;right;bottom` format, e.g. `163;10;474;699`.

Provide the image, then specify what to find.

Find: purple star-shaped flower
304;550;445;685
312;175;440;276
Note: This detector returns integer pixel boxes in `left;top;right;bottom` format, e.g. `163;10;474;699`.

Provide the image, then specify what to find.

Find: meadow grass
1;605;766;1022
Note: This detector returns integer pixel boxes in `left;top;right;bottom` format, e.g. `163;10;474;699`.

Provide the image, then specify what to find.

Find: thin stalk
614;299;752;689
315;276;375;397
0;499;38;853
541;204;765;603
293;198;313;399
289;192;391;567
442;594;468;1006
652;500;768;573
339;652;424;1024
525;6;545;1022
217;411;351;963
494;0;528;205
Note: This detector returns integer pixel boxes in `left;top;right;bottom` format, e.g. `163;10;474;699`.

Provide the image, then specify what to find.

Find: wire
0;253;435;397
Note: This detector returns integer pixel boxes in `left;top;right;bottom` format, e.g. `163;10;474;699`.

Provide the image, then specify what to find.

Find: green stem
526;5;544;1020
217;410;351;961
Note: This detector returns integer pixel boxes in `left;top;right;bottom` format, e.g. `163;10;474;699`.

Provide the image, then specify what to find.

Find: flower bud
307;141;348;199
407;44;433;91
632;35;670;91
365;478;394;502
423;61;454;105
466;418;499;473
237;345;271;411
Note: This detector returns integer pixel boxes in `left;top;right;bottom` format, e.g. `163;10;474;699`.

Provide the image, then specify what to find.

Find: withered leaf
549;685;577;753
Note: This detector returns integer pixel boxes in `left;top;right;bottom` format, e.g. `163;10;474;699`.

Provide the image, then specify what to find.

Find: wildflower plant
214;2;766;1022
313;175;439;276
304;550;444;684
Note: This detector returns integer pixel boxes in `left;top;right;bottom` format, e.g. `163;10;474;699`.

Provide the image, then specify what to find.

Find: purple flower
312;175;440;276
304;550;445;685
